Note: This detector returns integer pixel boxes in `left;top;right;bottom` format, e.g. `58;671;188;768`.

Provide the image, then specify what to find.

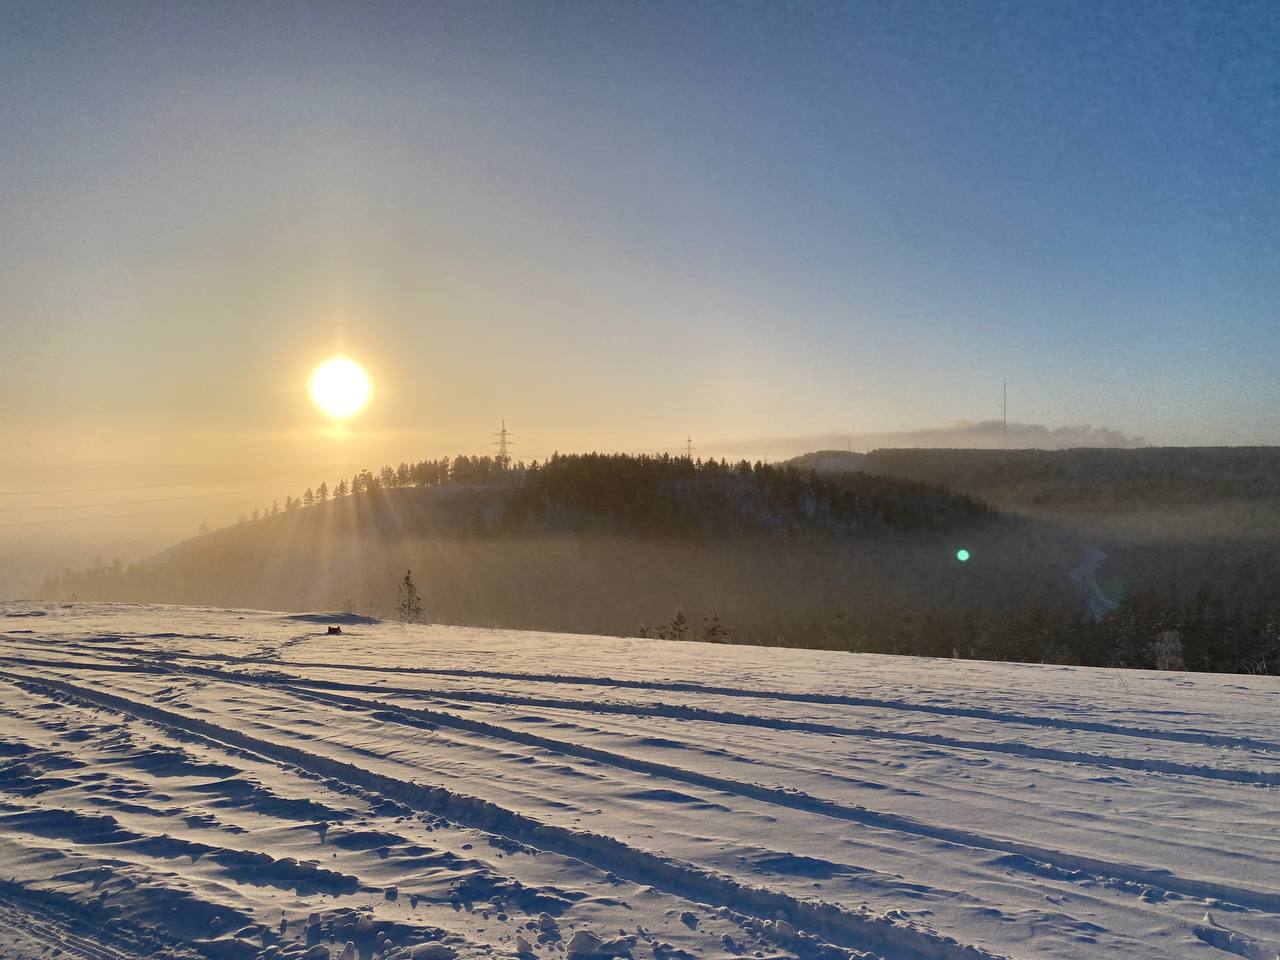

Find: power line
0;506;224;529
0;478;352;527
0;484;305;515
0;481;209;497
0;468;368;500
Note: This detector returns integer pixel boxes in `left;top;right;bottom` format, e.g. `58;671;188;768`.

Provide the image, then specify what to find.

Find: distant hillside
43;453;1081;645
788;446;1280;613
789;446;1280;511
41;451;1280;672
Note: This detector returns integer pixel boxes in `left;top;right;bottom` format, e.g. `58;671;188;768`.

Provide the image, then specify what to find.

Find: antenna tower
685;434;694;460
1002;379;1008;442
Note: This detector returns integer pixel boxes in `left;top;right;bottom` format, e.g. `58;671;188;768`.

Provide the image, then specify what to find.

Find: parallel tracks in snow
5;648;1280;916
3;648;1277;788
4;636;1280;956
11;633;1279;754
0;666;1005;960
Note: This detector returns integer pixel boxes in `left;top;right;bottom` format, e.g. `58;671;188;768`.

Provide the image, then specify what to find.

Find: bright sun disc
308;356;372;420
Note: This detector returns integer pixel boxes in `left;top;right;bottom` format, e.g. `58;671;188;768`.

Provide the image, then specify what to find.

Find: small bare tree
397;569;424;623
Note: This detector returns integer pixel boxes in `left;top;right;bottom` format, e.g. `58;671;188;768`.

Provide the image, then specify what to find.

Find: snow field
0;602;1276;959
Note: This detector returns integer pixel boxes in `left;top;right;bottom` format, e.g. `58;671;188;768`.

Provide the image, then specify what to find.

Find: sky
2;1;1278;509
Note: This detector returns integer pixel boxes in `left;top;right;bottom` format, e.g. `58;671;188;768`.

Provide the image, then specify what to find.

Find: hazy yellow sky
3;2;1278;577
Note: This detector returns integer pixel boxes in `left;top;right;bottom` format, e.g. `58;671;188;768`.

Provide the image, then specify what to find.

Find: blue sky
3;0;1278;482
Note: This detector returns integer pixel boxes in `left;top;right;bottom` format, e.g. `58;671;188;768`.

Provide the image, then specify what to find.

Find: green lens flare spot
956;548;971;562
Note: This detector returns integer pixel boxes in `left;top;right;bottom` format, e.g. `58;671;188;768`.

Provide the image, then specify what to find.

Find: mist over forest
39;448;1280;675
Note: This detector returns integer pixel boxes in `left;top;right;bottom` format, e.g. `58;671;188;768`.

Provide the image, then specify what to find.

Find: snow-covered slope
0;602;1276;960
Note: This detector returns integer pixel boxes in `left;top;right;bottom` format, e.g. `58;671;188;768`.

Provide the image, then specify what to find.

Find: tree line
223;451;991;537
642;586;1280;674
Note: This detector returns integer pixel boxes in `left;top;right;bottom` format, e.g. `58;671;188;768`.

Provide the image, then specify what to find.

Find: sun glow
308;356;373;421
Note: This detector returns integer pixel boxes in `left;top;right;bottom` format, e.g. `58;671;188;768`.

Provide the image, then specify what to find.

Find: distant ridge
785;446;1280;510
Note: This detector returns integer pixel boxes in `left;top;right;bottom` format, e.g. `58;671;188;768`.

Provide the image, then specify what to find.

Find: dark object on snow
326;625;342;635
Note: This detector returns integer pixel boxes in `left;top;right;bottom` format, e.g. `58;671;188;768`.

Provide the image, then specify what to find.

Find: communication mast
493;419;515;469
685;434;694;460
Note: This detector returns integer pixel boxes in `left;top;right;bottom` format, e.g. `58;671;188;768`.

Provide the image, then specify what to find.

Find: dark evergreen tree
397;569;424;623
701;612;730;643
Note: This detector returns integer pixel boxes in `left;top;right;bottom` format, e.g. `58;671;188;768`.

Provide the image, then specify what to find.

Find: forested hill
40;455;993;591
37;453;1280;673
31;453;1028;654
52;452;993;568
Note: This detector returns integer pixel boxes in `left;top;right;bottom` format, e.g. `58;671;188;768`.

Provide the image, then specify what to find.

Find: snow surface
0;601;1276;960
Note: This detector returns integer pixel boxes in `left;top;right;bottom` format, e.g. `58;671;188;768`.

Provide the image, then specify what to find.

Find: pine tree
657;609;690;642
302;487;314;506
397;570;424;623
317;481;329;502
701;612;730;643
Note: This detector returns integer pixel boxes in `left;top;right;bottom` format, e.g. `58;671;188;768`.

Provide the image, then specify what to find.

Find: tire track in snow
4;651;1276;788
0;668;1008;960
13;634;1278;755
283;674;1280;788
256;679;1280;917
14;654;1273;919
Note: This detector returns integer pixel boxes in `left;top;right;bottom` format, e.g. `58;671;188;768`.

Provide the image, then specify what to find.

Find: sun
308;355;373;421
